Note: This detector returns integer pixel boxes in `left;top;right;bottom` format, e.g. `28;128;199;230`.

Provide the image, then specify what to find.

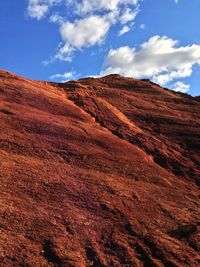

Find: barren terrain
0;70;199;266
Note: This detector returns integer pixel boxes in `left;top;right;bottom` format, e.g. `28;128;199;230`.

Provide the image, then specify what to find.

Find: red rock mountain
0;69;199;266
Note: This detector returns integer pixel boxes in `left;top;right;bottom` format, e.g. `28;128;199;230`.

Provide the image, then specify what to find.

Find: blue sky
0;0;200;96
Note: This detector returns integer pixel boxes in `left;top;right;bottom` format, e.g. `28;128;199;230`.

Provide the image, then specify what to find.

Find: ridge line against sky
0;0;200;95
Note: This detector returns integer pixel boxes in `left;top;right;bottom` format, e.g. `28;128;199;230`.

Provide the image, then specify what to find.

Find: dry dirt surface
0;70;200;266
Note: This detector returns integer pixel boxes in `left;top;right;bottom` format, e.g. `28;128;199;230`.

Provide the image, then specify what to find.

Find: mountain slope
0;70;199;266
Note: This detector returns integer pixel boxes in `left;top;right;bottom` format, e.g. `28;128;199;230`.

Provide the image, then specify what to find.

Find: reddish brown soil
0;70;199;266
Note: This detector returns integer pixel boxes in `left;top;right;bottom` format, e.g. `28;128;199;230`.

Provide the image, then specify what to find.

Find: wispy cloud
49;71;77;82
27;0;61;20
118;26;131;36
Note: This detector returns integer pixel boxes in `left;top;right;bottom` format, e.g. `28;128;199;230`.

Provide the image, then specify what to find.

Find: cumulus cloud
56;1;140;60
60;16;110;50
27;0;141;60
54;15;111;61
100;35;200;91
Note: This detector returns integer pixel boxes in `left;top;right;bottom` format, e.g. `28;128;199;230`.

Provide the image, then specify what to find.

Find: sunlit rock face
0;69;199;266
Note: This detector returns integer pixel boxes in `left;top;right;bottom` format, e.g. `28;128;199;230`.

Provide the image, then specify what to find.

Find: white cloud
49;13;64;24
171;81;190;93
27;0;141;60
140;23;145;29
50;71;76;81
120;7;139;25
118;26;130;36
55;1;140;60
54;15;111;61
27;0;61;20
100;35;200;92
55;43;75;62
76;0;139;15
28;4;48;20
152;68;192;85
60;15;110;50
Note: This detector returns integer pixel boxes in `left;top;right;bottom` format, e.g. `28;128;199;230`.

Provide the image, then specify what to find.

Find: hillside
0;69;199;266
